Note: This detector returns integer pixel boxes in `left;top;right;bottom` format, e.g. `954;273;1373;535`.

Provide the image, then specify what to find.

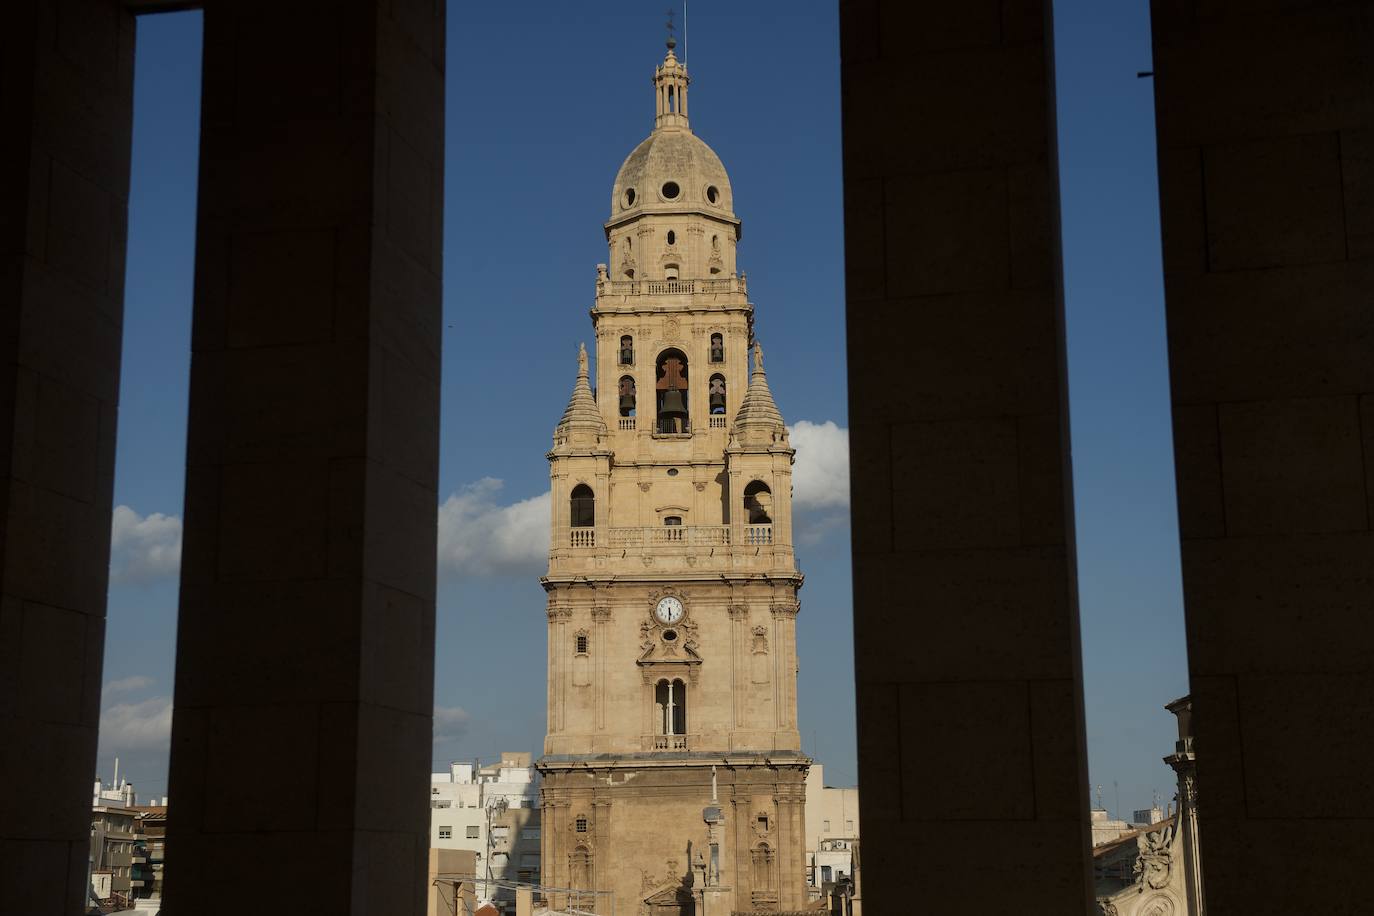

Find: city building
431;753;542;899
130;804;167;898
89;804;149;906
804;765;860;914
803;765;859;890
537;36;810;916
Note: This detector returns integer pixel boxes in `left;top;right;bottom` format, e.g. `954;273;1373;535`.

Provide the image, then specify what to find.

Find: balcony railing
618;417;636;431
708;416;727;429
654;418;691;436
610;526;730;547
598;276;747;298
651;734;691;751
569;525;776;549
744;524;774;545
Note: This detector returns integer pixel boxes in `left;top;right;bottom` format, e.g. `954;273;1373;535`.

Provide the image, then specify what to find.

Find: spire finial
578;342;589;376
665;8;677;51
753;342;764;375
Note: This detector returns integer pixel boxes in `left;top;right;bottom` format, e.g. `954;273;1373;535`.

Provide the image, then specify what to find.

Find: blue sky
100;1;1186;822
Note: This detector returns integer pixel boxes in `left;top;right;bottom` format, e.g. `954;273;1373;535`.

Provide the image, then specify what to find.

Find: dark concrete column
1151;3;1374;911
162;2;445;913
0;1;134;911
840;2;1093;911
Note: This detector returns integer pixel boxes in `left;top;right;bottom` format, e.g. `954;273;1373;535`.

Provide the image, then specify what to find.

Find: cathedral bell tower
539;37;809;916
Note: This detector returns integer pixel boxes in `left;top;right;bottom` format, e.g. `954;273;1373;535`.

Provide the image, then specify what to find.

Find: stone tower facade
538;40;810;916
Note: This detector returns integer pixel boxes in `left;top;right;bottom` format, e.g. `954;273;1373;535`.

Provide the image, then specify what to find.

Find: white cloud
789;420;850;511
109;505;182;586
437;478;550;578
103;675;154;699
433;705;471;741
99;696;173;752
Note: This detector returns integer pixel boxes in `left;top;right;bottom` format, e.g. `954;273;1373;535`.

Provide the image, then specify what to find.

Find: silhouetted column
839;2;1094;911
1151;4;1374;912
0;1;134;911
162;2;445;913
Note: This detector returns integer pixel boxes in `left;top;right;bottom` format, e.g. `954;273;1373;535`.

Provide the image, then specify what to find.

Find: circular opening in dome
662;629;678;642
662;181;680;200
666;230;676;246
706;185;719;204
623;188;636;208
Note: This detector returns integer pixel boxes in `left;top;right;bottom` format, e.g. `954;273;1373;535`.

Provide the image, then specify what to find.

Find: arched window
744;481;773;524
709;374;727;415
618;376;636;417
570;484;595;528
710;333;724;362
655;349;690;434
654;678;688;736
619;335;634;365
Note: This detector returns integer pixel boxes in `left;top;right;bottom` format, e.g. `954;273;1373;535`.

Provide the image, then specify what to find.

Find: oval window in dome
667;230;676;246
662;181;680;200
706;185;719;204
623;188;636;208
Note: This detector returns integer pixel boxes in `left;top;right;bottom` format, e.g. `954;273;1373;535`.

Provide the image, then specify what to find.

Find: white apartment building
430;752;542;893
805;764;860;889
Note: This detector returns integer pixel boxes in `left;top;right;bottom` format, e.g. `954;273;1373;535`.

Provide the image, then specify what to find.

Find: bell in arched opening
656;349;690;434
618;375;636;417
710;332;724;362
709;374;726;414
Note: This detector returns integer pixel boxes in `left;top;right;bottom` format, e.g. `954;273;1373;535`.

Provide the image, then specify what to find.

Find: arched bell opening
708;373;727;415
655;348;689;434
744;480;772;524
709;332;724;362
618;375;636;417
619;335;634;365
570;483;595;528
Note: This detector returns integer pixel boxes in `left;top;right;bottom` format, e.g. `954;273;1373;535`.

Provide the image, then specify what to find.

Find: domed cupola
608;39;740;238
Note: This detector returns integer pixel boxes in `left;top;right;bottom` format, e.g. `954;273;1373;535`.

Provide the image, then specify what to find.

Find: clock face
654;596;684;625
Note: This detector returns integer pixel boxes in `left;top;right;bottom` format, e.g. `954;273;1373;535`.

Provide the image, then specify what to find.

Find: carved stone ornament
1134;823;1174;890
1140;896;1176;916
751;625;769;654
1096;902;1119;916
751;811;772;838
639;482;653;492
727;604;749;619
591;606;612;621
664;317;681;340
694;481;707;491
